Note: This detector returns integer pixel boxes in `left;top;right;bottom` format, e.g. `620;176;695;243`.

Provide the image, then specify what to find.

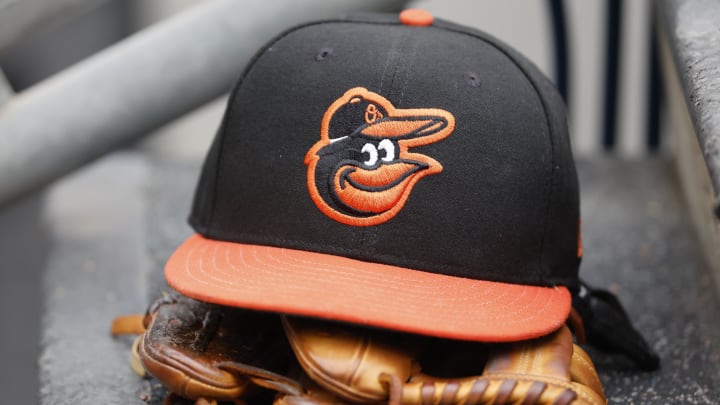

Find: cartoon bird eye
361;143;378;166
378;139;395;162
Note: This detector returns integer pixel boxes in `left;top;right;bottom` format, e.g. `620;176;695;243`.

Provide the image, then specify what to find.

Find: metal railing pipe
0;0;408;206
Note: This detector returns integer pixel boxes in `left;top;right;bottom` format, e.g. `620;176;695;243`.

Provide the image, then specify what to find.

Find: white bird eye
378;139;395;162
361;143;378;166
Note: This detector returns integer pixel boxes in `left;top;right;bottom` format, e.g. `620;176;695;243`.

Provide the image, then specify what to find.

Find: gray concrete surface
38;153;151;404
578;158;720;404
22;150;719;404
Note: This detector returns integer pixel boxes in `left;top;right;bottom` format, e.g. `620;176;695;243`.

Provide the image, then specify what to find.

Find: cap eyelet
464;71;481;88
315;47;333;61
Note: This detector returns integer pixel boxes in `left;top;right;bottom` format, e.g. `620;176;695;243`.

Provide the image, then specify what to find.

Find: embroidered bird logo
305;87;455;226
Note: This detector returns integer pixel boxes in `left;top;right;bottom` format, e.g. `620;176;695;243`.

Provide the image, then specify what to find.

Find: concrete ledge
657;0;720;292
658;0;720;206
39;153;151;404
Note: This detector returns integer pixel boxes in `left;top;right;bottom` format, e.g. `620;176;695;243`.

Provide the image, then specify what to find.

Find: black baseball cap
165;9;581;342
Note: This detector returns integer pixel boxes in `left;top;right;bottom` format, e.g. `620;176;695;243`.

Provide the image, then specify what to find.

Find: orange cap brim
165;234;571;342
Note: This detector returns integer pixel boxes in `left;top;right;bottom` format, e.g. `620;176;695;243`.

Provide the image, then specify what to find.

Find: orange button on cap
399;9;434;26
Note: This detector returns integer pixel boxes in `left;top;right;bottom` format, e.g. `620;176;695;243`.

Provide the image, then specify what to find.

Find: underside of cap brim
164;234;572;342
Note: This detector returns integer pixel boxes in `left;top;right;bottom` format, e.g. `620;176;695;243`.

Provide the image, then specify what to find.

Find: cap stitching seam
427;24;557;277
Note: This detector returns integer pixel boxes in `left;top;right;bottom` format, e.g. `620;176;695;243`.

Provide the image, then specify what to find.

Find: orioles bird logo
305;87;455;226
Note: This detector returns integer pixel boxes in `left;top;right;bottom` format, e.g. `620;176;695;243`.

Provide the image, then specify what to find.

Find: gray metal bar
657;0;720;210
0;0;408;207
0;0;110;52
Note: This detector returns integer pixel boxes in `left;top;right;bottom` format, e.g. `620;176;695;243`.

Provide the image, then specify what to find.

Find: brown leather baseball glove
112;292;608;405
112;293;304;404
278;315;605;405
